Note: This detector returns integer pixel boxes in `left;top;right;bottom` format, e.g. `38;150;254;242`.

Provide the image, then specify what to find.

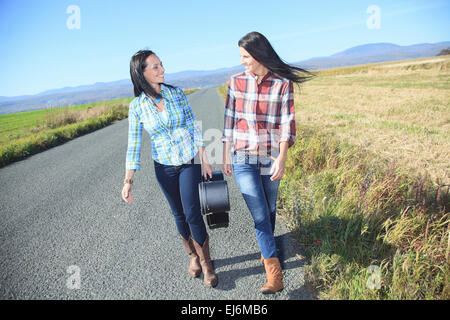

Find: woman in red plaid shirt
222;32;313;294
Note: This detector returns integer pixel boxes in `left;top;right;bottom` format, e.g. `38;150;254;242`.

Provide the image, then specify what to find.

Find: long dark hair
129;50;174;98
238;32;314;84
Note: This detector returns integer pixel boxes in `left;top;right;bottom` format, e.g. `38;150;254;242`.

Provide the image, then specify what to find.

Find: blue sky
0;0;449;96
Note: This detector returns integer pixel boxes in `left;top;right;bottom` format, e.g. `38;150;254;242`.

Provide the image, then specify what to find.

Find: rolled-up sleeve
125;101;143;171
279;81;296;147
222;80;235;143
179;88;205;148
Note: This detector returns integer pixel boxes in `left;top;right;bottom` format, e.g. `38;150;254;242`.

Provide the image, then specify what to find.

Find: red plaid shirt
222;71;296;154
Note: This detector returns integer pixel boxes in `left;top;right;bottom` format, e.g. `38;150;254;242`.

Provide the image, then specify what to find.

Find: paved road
0;88;313;300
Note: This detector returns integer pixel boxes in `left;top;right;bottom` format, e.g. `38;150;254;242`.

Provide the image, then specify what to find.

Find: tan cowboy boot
180;236;202;278
260;257;284;294
192;235;218;287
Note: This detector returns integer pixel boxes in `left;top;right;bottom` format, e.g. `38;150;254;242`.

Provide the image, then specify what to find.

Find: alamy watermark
66;5;81;30
66;265;81;289
366;265;381;290
366;5;381;30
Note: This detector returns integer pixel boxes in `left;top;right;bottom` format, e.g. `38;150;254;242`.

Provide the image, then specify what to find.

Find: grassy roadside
282;56;449;299
278;127;448;299
216;56;449;299
0;88;199;167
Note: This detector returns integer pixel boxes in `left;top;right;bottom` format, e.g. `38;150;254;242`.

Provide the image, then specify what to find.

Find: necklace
152;96;164;113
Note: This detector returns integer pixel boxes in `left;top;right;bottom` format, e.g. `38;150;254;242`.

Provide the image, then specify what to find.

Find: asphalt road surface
0;88;313;300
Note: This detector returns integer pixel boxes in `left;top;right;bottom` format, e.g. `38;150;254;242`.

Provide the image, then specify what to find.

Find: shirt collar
247;71;273;83
139;83;167;101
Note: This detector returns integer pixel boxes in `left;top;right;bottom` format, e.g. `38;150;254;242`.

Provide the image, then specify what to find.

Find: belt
234;150;277;161
235;150;258;156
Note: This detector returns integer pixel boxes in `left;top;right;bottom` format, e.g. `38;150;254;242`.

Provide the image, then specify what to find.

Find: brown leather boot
260;257;284;294
192;235;218;287
180;236;202;278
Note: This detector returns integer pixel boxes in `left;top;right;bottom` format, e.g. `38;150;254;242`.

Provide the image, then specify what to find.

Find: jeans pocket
233;153;245;164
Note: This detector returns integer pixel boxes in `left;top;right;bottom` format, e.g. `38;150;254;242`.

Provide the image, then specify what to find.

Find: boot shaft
261;257;284;294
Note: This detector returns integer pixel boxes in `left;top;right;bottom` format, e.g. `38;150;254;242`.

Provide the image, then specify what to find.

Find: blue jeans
233;153;280;259
154;156;207;246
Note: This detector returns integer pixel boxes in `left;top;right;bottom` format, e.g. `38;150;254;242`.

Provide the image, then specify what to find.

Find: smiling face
239;46;267;76
143;54;165;88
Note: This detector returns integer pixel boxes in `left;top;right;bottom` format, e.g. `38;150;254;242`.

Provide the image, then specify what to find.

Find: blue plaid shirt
126;84;204;170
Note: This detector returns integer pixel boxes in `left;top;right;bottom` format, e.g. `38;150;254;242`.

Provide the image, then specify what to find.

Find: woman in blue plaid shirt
121;50;217;288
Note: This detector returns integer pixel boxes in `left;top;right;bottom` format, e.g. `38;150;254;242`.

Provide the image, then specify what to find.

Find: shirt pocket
266;95;282;119
233;91;253;112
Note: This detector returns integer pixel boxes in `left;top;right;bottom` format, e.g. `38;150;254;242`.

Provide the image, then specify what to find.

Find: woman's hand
201;152;213;180
202;162;213;180
222;149;232;176
269;155;286;181
122;183;134;203
270;142;289;181
222;142;233;177
222;163;232;177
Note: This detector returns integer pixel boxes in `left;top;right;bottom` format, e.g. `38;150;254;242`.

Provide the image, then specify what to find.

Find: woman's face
239;46;265;75
143;54;165;86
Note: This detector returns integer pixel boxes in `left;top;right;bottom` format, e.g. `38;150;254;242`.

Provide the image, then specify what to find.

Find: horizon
2;40;450;99
1;0;449;97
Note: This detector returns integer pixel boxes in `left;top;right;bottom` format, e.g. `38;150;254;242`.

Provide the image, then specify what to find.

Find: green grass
0;102;130;167
0;88;199;167
0;97;133;144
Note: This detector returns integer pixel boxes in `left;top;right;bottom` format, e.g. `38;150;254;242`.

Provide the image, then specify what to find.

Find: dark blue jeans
154;157;207;246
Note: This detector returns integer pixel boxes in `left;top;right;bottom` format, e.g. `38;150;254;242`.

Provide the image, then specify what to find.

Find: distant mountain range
1;41;449;114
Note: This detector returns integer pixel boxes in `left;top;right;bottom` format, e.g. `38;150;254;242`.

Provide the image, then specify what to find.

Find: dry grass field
284;56;450;299
294;55;450;183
